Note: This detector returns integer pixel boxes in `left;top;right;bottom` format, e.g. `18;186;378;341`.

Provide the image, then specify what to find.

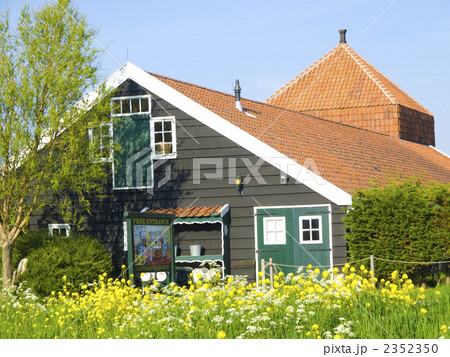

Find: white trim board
91;62;352;206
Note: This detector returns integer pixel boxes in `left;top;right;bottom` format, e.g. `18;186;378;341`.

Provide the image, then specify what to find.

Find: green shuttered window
109;95;177;190
113;115;153;189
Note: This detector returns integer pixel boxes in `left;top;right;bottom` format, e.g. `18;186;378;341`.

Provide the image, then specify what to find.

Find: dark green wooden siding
31;79;348;280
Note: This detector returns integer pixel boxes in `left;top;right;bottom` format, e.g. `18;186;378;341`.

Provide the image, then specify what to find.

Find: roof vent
339;29;347;44
234;79;243;112
234;80;256;117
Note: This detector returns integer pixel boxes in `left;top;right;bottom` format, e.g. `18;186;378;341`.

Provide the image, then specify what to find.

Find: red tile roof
265;43;432;116
145;205;223;218
150;73;450;194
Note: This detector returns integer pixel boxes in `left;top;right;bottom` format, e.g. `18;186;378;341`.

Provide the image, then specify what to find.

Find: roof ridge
149;72;236;98
150;71;326;116
341;44;397;105
342;45;433;116
265;45;342;104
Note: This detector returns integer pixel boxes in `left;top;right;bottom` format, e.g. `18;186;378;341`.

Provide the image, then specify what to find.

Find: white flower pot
190;245;202;256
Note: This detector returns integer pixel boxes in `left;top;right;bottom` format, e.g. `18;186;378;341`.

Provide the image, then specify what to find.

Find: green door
256;208;296;276
256;206;331;278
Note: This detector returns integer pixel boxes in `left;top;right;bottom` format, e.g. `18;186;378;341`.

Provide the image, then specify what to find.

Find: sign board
124;212;175;286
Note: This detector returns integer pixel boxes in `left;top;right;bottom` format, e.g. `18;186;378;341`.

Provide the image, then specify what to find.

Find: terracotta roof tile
265;43;433;116
150;73;450;194
145;205;222;218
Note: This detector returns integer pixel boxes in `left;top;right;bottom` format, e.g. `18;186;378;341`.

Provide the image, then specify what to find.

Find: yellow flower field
0;264;449;339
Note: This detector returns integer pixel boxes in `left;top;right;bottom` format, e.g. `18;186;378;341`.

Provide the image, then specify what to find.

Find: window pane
131;98;140;113
312;218;320;229
154;121;163;132
102;137;111;155
122;99;130;114
141;97;149;112
266;220;275;231
275;231;284;242
163;121;172;131
303;231;310;241
312;230;320;241
164;132;172;142
155;143;163;154
302;219;310;229
155;133;163;143
101;124;110;137
92;126;100;139
163;143;172;154
112;100;121;114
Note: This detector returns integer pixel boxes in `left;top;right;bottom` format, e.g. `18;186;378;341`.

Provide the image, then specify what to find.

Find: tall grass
0;265;449;339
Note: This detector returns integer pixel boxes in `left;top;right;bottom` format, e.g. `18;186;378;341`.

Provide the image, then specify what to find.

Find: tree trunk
2;241;13;289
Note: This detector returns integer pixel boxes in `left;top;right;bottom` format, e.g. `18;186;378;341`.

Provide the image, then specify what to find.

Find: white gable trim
96;62;352;206
430;145;450;159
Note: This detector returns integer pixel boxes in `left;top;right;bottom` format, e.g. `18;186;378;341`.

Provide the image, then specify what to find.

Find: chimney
234;79;243;112
339;29;347;44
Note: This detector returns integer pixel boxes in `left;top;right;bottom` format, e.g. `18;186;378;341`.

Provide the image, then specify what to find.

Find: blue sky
3;0;450;154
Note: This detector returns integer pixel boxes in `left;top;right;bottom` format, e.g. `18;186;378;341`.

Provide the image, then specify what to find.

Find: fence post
370;255;375;284
261;258;265;289
269;257;274;289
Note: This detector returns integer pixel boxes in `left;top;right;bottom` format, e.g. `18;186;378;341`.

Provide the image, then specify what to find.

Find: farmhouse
31;31;450;281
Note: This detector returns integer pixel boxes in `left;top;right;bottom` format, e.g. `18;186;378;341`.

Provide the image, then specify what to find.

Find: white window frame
88;122;113;162
48;223;70;237
299;215;322;244
263;216;286;245
111;95;152;117
151;116;177;159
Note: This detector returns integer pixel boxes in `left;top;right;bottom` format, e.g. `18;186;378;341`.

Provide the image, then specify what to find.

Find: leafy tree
344;176;450;281
0;0;110;287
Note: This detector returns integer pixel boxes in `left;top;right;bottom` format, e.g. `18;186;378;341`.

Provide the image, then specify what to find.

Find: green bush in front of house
0;230;57;273
21;234;113;297
344;176;450;282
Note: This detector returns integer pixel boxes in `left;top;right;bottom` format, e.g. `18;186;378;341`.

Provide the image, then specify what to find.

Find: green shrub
21;234;112;297
0;230;56;272
344;176;450;282
13;231;57;268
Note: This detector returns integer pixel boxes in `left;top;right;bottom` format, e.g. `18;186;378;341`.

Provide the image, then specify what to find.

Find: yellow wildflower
217;331;226;339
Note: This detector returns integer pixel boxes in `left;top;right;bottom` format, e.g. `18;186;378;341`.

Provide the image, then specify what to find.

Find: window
111;95;151;116
110;96;176;190
48;223;70;237
299;216;322;243
263;217;286;245
89;123;112;162
152;116;176;158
